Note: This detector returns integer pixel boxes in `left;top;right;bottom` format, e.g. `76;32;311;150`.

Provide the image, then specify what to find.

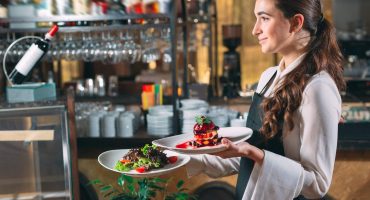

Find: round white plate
98;149;190;177
152;127;253;154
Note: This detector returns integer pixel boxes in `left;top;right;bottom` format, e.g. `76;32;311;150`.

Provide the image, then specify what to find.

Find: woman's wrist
248;147;265;165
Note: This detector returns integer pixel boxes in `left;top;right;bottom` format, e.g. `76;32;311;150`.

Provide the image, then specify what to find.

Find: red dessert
189;116;220;147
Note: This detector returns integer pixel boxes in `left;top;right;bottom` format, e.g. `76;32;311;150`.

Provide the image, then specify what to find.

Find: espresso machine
220;24;242;98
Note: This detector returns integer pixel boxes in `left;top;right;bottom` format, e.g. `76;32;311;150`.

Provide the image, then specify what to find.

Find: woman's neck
280;31;310;71
280;52;304;71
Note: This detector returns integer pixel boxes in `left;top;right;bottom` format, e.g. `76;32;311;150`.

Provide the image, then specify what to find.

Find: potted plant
90;174;198;200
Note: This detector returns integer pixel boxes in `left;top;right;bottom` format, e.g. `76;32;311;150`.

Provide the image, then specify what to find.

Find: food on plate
190;116;220;147
114;144;178;173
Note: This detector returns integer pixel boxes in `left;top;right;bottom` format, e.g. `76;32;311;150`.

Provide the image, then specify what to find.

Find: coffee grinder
221;24;242;98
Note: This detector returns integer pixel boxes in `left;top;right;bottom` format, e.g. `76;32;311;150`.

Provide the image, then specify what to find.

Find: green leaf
148;190;156;197
103;191;115;198
117;175;125;187
100;185;113;193
176;180;185;189
195;116;202;125
203;117;211;124
152;177;168;183
87;179;103;186
148;184;165;191
121;174;134;184
195;115;211;125
127;184;135;193
111;193;136;200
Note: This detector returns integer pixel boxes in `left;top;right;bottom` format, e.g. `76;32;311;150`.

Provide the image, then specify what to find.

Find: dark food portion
122;148;143;162
119;145;170;172
123;147;169;170
190;116;220;147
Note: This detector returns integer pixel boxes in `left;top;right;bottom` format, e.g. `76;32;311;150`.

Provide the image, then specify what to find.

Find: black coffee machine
220;24;242;98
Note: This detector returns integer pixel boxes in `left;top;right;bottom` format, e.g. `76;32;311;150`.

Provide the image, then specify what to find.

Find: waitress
186;0;345;199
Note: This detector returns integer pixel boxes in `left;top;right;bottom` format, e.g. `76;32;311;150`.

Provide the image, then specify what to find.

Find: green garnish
195;116;211;125
115;161;134;172
114;144;163;173
141;144;157;156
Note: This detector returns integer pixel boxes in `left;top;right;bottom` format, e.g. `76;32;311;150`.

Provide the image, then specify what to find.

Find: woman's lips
259;38;267;44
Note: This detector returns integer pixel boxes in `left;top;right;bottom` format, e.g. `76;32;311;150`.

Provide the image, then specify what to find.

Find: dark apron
235;71;306;200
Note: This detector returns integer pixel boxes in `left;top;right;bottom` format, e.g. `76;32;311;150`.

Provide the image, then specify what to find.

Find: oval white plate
152;127;253;154
98;149;190;177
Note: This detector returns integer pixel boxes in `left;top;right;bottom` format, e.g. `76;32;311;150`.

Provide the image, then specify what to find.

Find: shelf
74;95;174;106
0;14;171;33
0;13;171;23
176;14;215;26
0;23;170;33
75;95;141;105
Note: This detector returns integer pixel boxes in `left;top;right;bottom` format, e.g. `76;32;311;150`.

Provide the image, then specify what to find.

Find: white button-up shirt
186;54;342;199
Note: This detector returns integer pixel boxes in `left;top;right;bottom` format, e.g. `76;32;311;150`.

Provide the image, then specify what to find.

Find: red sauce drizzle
175;140;192;149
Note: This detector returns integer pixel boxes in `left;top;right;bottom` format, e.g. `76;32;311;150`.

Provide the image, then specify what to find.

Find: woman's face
252;0;293;54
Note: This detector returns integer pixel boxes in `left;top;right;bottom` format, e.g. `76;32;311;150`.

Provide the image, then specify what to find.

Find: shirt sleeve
186;154;240;178
244;76;341;199
298;78;341;198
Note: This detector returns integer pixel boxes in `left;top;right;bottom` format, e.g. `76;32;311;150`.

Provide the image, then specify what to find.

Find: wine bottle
9;25;58;84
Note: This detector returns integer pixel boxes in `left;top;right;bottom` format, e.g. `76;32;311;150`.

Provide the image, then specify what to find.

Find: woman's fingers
221;138;231;147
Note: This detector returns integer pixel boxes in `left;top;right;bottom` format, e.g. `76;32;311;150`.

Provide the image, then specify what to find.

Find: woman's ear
289;14;304;33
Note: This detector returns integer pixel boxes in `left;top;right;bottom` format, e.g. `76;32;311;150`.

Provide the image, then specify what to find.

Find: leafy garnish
141;144;157;156
195;116;211;125
114;144;164;173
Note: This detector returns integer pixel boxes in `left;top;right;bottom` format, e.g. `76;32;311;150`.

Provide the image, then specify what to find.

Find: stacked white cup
101;111;119;137
88;111;106;137
117;112;135;137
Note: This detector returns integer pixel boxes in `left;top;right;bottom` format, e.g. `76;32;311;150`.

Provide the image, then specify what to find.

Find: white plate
98;149;190;177
152;127;253;154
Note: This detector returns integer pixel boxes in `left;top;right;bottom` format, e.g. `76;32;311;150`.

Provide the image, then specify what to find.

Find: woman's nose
252;22;261;36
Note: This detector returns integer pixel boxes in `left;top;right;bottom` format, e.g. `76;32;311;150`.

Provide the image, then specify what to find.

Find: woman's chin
260;46;275;54
260;47;269;54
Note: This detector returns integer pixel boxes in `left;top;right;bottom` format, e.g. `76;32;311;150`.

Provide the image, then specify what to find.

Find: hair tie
315;14;325;35
319;14;325;24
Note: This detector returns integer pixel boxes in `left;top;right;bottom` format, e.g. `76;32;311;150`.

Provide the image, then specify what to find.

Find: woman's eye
261;17;269;21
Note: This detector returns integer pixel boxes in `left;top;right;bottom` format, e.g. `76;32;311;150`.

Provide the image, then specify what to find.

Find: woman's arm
211;139;265;165
297;75;341;198
186;154;240;178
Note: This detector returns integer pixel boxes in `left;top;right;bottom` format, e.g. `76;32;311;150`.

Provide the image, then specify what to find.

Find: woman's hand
211;138;265;165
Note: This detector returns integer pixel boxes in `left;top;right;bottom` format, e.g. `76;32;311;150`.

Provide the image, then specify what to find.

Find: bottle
143;0;159;14
8;25;58;84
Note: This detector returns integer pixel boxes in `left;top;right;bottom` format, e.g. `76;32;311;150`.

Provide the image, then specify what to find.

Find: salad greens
114;144;169;173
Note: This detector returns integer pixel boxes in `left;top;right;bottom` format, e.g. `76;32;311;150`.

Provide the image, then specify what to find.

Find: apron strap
259;70;277;96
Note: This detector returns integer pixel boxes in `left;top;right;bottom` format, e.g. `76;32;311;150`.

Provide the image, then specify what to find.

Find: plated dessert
176;116;222;149
114;144;177;173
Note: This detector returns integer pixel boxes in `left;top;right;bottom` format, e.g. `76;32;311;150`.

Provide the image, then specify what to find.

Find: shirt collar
264;53;307;96
277;53;307;77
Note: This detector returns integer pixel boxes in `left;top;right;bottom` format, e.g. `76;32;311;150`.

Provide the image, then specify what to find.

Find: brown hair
260;0;346;139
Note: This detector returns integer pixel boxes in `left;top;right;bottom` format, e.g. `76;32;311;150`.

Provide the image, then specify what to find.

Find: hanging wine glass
81;32;96;62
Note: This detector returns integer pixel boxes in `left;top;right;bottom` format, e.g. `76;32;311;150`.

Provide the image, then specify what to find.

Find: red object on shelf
142;84;153;92
98;1;108;14
144;2;159;14
48;25;59;36
131;2;144;14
